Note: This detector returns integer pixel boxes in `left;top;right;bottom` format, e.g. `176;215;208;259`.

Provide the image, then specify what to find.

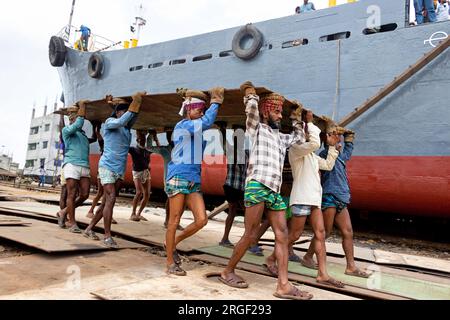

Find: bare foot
86;212;94;219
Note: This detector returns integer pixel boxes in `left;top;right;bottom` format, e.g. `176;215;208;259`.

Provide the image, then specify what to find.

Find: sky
0;0;412;167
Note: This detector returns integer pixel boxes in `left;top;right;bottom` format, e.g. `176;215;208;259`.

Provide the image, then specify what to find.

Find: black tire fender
232;24;264;60
49;36;67;67
88;53;104;79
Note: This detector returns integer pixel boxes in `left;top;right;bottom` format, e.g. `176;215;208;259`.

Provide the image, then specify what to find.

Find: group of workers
56;81;369;300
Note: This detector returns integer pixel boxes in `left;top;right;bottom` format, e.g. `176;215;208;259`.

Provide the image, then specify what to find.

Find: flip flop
219;240;235;248
57;213;67;229
163;244;182;265
317;277;345;288
207;272;249;289
262;263;279;277
273;286;313;301
288;254;301;262
111;218;118;224
167;263;186;276
345;269;371;279
139;216;148;222
300;257;318;270
129;215;140;222
83;230;100;241
68;225;82;234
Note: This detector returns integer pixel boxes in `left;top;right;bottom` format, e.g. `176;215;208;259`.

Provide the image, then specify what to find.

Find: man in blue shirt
300;0;316;13
79;25;91;51
57;101;91;233
302;128;370;278
165;87;224;276
83;92;145;248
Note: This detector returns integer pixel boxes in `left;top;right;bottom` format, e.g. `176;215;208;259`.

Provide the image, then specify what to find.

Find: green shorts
244;181;287;211
165;175;201;198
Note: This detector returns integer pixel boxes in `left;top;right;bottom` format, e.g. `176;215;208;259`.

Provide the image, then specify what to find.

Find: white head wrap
179;97;206;117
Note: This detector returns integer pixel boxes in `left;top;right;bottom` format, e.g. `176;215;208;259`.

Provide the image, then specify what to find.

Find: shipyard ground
0;183;449;300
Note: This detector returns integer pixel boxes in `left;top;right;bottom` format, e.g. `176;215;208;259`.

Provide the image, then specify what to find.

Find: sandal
273;286;313;300
317;277;345;288
247;245;264;256
215;273;248;289
163;244;182;265
83;230;100;241
288;254;301;262
68;225;82;234
345;268;371;278
129;215;140;222
167;263;186;276
300;257;318;270
219;240;235;248
103;237;119;249
57;213;67;229
262;263;279;277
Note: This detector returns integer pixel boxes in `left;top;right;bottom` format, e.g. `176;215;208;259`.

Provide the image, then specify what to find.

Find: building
23;103;63;183
0;153;19;180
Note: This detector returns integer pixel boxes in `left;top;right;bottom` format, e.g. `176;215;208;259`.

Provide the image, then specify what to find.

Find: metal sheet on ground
0;217;146;253
0;202;253;252
190;254;408;300
197;245;450;300
91;265;357;300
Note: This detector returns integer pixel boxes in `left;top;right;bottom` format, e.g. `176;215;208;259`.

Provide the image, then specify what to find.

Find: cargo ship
49;0;450;218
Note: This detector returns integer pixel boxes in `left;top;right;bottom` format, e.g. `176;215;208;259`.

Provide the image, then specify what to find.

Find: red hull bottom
88;155;450;218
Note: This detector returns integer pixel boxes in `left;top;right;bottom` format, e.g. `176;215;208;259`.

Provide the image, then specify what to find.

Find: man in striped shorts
219;81;313;300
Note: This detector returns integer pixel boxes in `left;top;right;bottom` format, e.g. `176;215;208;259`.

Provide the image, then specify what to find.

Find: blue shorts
322;194;348;213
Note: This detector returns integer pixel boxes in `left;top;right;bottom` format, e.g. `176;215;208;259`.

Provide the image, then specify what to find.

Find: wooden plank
190;254;408;300
91;265;357;300
0;217;146;253
55;87;327;130
208;201;229;220
339;36;450;127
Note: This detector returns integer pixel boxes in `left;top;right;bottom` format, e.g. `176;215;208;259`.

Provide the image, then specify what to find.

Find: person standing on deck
218;81;313;300
83;92;145;248
300;0;316;13
302;128;371;279
129;130;152;222
164;87;225;276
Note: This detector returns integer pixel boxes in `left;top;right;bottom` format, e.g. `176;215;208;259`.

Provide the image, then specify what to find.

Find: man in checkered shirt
218;81;313;300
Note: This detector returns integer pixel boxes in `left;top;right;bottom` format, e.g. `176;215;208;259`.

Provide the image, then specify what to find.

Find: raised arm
280;101;306;149
341;132;355;162
289;122;321;160
104;111;136;130
240;81;260;138
317;146;339;171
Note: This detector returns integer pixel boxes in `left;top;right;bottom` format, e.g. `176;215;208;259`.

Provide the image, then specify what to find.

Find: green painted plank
198;245;450;300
